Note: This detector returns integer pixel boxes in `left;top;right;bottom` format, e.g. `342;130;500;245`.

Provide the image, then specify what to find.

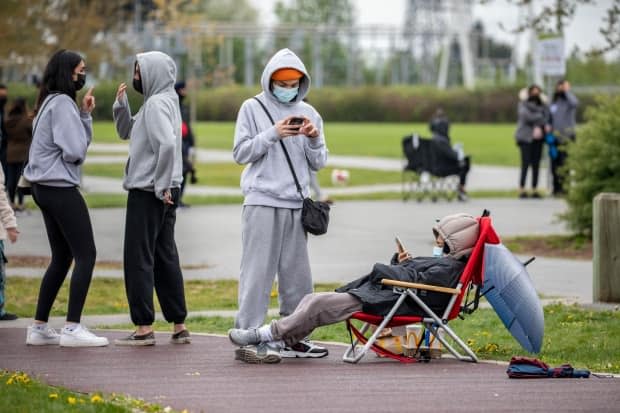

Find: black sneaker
281;340;329;358
0;312;18;321
114;331;155;346
171;329;191;344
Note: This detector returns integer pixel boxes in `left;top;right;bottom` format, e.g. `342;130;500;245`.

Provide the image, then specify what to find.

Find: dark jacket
336;254;465;316
551;91;578;143
515;100;549;144
430;133;461;177
4;114;33;163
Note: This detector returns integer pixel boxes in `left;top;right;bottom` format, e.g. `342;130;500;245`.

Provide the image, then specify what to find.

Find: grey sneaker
114;331;156;346
234;343;281;364
171;329;191;344
228;328;261;347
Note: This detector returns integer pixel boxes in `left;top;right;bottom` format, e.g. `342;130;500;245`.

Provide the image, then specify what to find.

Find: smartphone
289;117;304;125
395;236;406;253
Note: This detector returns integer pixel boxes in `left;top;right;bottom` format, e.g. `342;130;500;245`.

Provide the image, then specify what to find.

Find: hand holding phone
395;236;405;253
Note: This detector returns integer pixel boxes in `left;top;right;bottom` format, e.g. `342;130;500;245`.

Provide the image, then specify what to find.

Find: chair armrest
381;279;460;295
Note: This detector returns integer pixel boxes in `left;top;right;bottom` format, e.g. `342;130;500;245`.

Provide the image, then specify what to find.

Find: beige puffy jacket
432;213;479;259
0;167;17;241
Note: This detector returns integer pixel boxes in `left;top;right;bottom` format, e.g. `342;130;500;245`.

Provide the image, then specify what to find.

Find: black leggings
518;140;544;189
32;184;96;323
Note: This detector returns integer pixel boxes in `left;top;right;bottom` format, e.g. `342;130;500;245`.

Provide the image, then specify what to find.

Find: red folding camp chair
343;210;500;364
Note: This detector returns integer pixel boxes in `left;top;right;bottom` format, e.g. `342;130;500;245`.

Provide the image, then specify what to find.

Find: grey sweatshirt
113;51;183;199
551;91;578;142
233;48;328;208
23;94;92;186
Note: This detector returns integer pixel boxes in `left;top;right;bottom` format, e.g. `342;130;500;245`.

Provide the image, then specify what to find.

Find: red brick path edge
1;328;618;413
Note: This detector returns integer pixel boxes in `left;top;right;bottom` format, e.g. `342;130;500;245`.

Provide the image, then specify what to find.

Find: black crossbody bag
252;97;330;236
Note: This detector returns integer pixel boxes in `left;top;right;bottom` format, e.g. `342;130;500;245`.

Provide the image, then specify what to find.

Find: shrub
560;94;620;235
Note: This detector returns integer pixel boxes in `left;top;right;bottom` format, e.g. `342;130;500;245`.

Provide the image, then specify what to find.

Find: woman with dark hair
3;97;33;211
24;49;108;347
514;84;550;199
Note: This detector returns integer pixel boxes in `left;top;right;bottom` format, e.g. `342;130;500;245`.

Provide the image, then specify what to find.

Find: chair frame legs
342;288;478;364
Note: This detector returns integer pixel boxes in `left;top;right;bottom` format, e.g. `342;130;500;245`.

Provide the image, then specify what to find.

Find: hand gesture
116;83;127;101
81;87;95;113
162;189;174;205
275;116;305;139
299;118;319;138
397;250;411;263
6;227;19;243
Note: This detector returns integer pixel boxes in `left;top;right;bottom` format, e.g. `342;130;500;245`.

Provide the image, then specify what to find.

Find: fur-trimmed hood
432;213;479;259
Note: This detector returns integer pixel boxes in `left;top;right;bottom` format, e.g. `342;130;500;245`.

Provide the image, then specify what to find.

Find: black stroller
401;134;470;202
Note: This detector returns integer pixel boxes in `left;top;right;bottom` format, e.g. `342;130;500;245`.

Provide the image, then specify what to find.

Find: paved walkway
2;145;610;413
1;328;618;413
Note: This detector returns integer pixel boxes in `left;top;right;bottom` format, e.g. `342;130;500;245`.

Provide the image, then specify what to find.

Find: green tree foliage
274;0;357;85
561;95;620;235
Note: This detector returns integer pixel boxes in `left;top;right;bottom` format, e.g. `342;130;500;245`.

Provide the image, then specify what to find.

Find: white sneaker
59;324;109;347
26;325;61;346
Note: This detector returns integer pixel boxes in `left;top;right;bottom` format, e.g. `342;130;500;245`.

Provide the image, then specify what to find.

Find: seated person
429;108;450;139
228;212;480;364
430;133;471;201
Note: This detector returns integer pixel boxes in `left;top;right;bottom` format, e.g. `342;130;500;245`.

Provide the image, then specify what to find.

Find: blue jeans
0;240;7;316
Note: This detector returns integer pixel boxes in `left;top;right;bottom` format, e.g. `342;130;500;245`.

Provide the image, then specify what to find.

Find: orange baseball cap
271;68;304;81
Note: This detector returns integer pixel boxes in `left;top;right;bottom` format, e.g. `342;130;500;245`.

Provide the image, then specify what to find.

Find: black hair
35;49;83;112
527;84;541;96
8;97;28;117
0;83;7;90
556;78;567;87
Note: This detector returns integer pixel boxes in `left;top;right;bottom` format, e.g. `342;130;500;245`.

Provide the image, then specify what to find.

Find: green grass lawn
92;121;520;166
5;277;619;374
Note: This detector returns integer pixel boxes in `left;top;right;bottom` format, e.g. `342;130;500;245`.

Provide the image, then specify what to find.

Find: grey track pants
235;205;313;329
271;292;363;346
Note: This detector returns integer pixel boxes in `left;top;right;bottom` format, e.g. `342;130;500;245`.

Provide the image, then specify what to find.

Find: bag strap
252;97;304;199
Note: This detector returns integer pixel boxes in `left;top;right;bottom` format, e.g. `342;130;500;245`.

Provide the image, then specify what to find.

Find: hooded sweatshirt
113;51;183;199
550;91;578;142
23;93;92;186
233;48;328;208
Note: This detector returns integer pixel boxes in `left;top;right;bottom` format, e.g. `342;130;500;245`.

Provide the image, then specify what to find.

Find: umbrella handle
523;256;536;266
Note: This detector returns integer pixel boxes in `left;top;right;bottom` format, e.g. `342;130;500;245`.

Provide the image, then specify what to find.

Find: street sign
537;37;566;76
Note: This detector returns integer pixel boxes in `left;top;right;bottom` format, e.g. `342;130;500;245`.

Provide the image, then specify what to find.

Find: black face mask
0;97;6;108
74;73;86;91
554;91;566;101
133;77;143;94
528;95;542;105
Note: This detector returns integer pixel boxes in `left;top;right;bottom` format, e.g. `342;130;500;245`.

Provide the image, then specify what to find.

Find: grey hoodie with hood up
113;51;183;199
233;48;328;209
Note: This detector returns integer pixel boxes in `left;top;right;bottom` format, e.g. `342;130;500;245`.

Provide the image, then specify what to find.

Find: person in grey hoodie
112;51;190;346
550;79;579;196
232;48;328;358
24;49;109;347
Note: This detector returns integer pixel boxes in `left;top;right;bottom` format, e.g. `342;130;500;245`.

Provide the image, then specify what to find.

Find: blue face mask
432;246;444;257
272;84;299;103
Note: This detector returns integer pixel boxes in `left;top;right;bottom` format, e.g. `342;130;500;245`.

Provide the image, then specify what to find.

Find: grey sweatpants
235;205;313;329
271;292;363;346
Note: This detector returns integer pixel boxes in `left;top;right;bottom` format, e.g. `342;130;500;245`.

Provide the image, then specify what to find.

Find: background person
228;212;480;364
0;164;19;321
0;84;8;179
3;97;33;211
514;85;550;199
232;48;328;358
113;51;190;346
174;81;197;207
550;79;579;196
24;49;108;347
